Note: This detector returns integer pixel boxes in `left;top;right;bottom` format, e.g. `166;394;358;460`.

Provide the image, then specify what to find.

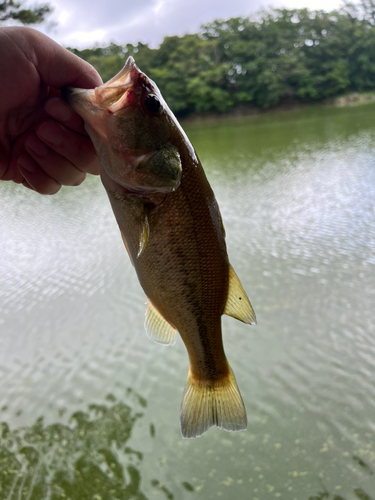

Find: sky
33;0;345;49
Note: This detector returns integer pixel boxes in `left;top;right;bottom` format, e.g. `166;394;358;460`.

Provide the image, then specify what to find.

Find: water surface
1;103;374;499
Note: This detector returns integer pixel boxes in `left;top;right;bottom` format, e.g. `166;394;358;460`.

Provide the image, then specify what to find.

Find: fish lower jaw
110;182;172;197
106;171;178;196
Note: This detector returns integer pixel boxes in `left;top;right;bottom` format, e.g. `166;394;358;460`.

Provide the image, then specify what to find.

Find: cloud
64;29;107;45
45;0;267;47
38;0;344;49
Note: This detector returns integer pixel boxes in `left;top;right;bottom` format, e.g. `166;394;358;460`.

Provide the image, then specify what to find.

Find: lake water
0;103;374;500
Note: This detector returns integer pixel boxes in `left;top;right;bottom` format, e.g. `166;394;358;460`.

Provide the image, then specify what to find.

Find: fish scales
132;154;229;379
107;158;229;380
63;57;256;438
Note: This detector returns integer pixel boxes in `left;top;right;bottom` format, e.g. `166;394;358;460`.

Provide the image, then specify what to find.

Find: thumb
14;27;103;90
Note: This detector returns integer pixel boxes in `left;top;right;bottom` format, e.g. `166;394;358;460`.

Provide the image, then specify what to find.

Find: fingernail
26;134;50;156
45;98;72;122
18;154;36;173
22;180;35;191
38;121;64;146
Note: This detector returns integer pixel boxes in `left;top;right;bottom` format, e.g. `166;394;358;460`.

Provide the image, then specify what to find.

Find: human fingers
18;153;61;195
6;115;99;189
36;119;100;175
25;131;88;187
44;96;87;135
4;100;99;184
0;151;9;180
1;150;24;183
21;178;36;191
44;97;100;175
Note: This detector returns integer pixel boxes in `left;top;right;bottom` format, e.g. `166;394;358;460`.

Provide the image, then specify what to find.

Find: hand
0;27;102;194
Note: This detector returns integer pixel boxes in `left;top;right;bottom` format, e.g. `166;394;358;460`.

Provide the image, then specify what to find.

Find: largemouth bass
63;57;256;438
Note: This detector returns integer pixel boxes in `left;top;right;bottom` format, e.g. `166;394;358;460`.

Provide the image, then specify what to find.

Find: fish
63;57;256;438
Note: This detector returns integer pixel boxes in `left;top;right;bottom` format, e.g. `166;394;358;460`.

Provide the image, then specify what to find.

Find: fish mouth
62;58;179;196
62;57;142;117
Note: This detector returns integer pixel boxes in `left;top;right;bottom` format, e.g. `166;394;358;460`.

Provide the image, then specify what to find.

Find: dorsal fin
224;265;256;325
145;300;177;346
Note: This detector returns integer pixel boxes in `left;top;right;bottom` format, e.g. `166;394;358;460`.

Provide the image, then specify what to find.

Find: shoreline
180;91;375;125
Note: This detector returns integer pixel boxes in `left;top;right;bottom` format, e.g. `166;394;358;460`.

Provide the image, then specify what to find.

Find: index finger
44;96;87;135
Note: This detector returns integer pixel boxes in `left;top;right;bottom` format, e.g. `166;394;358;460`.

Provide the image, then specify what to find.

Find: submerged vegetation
0;390;189;499
69;2;375;117
0;392;148;499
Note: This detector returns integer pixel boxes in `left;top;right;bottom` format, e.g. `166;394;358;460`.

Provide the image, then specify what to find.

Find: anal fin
224;265;257;325
145;300;177;346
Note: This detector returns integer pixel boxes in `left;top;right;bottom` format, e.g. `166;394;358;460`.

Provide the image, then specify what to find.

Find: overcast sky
34;0;345;49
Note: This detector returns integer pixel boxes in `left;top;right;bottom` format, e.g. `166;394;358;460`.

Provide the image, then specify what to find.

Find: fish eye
144;94;161;114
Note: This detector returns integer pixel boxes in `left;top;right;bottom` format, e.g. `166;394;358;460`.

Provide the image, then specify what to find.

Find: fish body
64;58;256;438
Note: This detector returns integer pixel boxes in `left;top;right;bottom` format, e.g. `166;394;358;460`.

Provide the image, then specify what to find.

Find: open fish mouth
62;57;182;195
63;57;256;438
62;57;147;117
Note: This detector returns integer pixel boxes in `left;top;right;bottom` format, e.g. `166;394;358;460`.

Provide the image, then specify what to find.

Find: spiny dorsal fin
137;213;150;259
145;300;177;346
224;265;257;325
180;365;247;439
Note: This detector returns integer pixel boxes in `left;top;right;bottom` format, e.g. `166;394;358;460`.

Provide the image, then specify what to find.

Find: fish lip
97;57;147;112
62;86;93;101
62;86;98;115
63;58;182;196
101;56;139;88
62;57;143;114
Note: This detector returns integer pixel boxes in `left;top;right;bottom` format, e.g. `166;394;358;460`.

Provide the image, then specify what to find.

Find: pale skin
0;26;102;194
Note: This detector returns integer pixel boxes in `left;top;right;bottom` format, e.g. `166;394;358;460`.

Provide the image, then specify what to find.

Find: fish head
63;57;182;194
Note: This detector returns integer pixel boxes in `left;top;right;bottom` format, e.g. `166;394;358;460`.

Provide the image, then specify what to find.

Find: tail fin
180;367;247;439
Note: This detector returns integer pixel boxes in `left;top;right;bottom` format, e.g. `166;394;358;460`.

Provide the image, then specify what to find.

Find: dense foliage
69;3;375;117
0;0;52;25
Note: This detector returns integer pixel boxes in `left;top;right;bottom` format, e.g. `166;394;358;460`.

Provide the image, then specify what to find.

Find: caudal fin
180;367;247;439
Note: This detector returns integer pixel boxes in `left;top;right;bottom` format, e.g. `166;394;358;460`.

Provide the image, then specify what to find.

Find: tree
69;44;128;83
341;0;375;25
69;6;375;116
0;0;52;25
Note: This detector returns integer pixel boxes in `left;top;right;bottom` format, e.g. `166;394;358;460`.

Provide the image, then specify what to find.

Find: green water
1;103;374;500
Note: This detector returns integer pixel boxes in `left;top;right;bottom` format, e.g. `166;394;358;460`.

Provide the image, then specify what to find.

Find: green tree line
0;0;52;25
69;3;375;117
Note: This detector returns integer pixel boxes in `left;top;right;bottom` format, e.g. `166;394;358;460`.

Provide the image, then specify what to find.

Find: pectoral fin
224;265;257;325
121;231;134;266
119;204;149;262
145;300;177;346
137;213;150;259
